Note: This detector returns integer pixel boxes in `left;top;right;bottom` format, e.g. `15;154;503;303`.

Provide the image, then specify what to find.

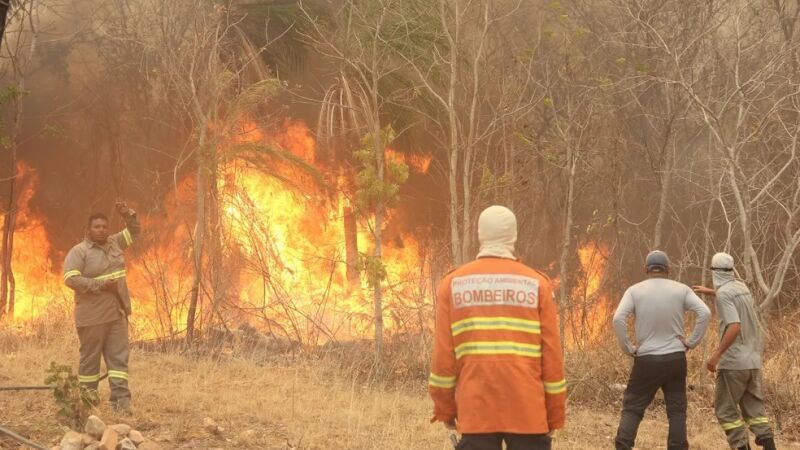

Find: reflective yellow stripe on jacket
428;373;456;389
454;341;542;359
64;270;82;282
122;228;133;246
544;379;567;394
94;270;127;281
721;419;745;430
451;317;541;336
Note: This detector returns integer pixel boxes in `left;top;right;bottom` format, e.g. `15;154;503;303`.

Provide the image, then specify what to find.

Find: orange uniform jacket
429;257;566;434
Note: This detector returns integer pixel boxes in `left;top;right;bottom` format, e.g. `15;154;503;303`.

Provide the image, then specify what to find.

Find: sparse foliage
44;362;98;429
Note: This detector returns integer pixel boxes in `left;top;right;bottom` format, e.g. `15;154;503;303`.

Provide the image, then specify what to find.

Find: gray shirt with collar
63;213;141;327
714;277;763;370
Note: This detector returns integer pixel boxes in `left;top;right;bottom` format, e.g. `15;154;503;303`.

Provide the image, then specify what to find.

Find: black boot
755;436;777;450
737;444;751;450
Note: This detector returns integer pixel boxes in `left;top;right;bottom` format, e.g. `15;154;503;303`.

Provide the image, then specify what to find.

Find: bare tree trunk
0;1;36;318
371;118;384;365
557;148;577;349
652;141;674;249
343;206;359;287
446;0;462;265
699;193;715;360
1;189;17;317
0;1;10;48
187;131;207;345
459;3;489;263
760;227;800;311
448;144;461;264
208;156;224;326
460;154;473;261
373;206;384;364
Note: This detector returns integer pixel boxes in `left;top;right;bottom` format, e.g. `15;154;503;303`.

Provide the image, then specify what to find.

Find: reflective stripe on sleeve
94;270;127;281
454;341;541;359
451;317;541;336
721;419;745;431
544;379;567;394
428;373;456;389
122;228;133;246
64;270;82;282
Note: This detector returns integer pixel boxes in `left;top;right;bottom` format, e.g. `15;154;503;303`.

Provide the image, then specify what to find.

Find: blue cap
645;250;670;272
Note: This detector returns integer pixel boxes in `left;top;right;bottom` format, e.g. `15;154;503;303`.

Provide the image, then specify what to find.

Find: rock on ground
203;417;224;435
59;431;84;450
128;430;144;446
238;429;257;441
110;424;131;438
81;434;96;446
117;437;136;450
97;428;118;450
84;415;106;440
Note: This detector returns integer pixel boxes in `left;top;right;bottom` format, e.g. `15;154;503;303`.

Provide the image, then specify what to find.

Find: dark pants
457;433;551;450
615;352;688;450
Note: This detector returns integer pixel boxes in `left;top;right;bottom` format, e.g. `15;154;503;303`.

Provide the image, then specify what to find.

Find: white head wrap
476;205;517;260
711;252;735;289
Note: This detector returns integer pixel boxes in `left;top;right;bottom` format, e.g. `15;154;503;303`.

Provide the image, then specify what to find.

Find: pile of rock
57;415;161;450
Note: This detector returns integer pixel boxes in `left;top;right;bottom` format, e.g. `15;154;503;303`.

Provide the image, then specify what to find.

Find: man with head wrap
693;253;776;450
428;205;565;450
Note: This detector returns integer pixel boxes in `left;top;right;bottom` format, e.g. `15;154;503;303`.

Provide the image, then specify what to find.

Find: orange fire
0;162;71;320
4;121;431;343
563;241;611;347
386;148;432;174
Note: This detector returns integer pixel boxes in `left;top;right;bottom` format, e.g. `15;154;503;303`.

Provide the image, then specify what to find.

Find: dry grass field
1;320;798;450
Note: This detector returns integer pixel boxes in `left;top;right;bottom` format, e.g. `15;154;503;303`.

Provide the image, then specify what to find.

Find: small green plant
359;253;388;289
44;362;99;428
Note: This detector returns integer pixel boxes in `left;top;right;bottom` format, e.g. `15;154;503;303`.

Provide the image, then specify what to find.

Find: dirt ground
1;332;798;449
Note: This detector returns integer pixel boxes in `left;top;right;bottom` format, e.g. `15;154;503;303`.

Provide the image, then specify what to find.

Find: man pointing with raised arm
612;250;710;450
694;252;776;450
63;201;141;412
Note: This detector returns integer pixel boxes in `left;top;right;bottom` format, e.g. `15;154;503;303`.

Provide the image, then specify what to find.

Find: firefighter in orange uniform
429;205;566;450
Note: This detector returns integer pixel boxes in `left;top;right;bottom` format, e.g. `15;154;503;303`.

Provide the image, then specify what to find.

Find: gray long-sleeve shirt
613;277;711;356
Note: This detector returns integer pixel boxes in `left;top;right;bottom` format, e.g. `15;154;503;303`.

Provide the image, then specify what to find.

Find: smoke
1;0;442;280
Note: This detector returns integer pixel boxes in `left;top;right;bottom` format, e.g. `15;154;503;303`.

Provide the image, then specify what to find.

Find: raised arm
110;201;141;250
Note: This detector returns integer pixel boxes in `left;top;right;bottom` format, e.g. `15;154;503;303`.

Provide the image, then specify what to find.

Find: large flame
4;121;431;343
0;162;71;320
563;241;611;347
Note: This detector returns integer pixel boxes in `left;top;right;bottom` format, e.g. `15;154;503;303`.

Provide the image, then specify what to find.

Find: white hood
711;252;735;289
476;205;517;260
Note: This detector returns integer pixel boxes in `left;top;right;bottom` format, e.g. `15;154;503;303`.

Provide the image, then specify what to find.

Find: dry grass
1;321;799;450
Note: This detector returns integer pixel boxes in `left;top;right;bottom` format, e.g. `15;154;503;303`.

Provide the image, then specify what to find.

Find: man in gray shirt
693;252;775;450
613;250;711;450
